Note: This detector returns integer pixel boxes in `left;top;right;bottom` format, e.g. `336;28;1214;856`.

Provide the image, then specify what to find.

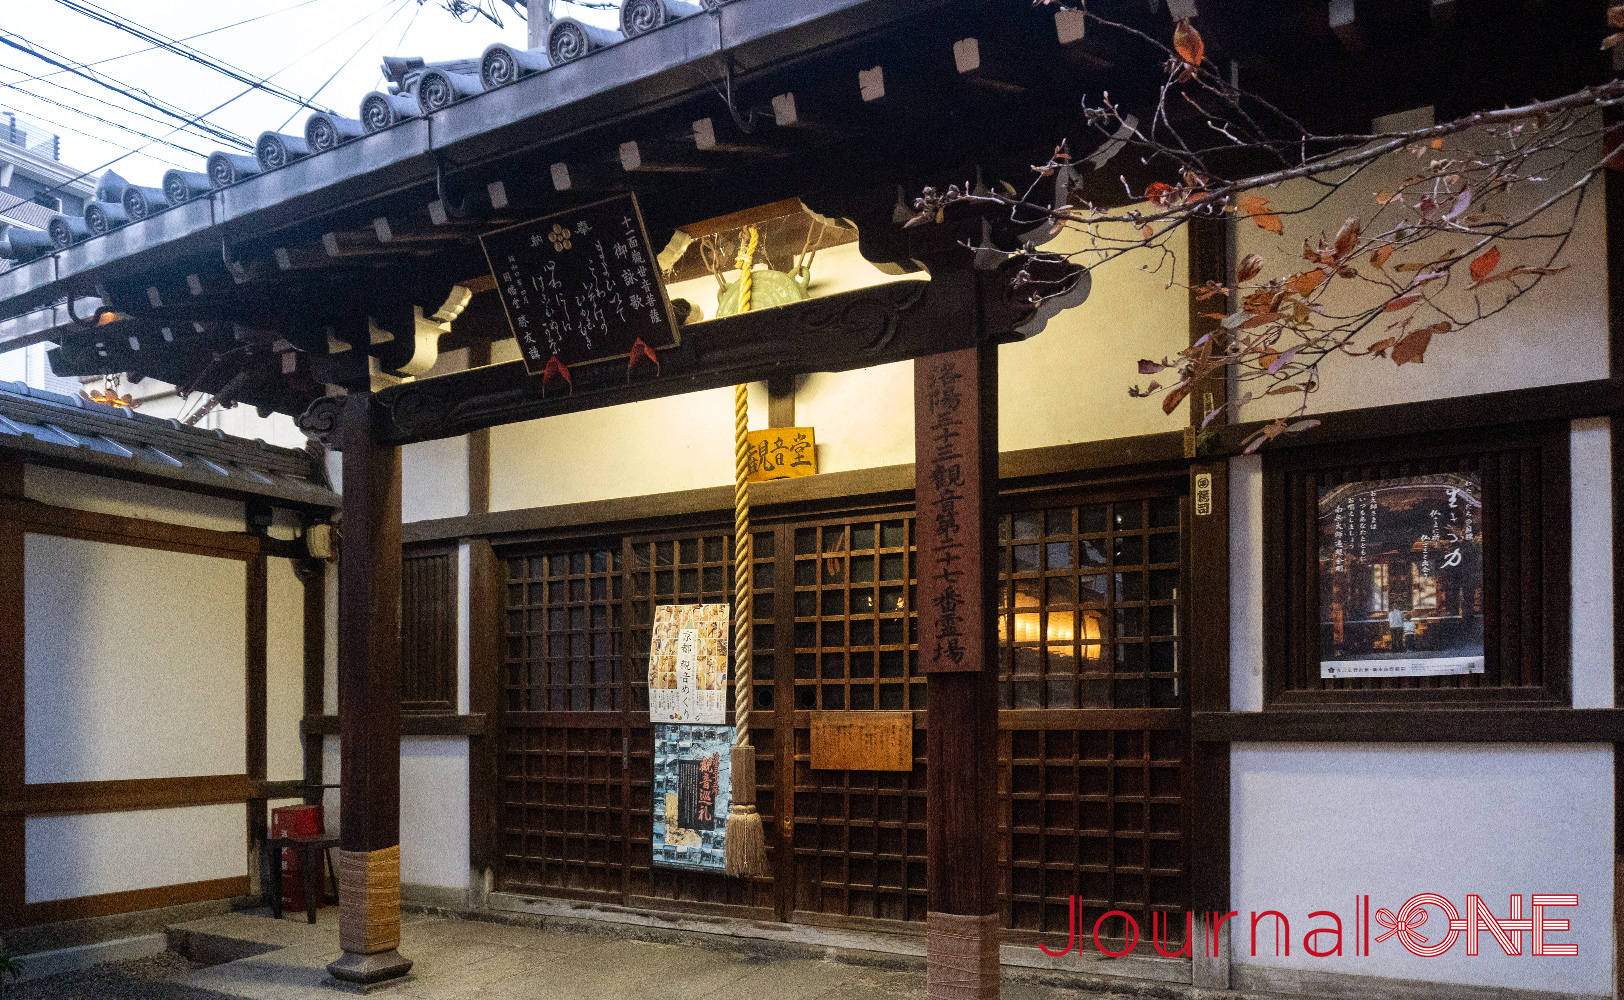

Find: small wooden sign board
479;192;680;375
744;427;816;482
810;711;913;771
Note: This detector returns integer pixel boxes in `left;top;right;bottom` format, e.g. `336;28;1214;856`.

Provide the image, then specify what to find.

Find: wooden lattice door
493;482;1192;950
496;544;630;903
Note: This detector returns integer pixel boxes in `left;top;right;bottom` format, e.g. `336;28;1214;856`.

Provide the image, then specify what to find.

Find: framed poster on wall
647;604;730;724
651;723;733;872
1318;473;1483;678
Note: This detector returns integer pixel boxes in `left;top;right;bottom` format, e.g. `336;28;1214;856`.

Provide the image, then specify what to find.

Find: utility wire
0;32;252;149
0;61;231;157
25;0;401;210
0;89;207;164
48;0;334;116
276;0;413;132
0;0;324;91
0;98;192;171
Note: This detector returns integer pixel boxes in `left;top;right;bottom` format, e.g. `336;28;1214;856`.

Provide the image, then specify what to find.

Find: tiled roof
3;1;720;265
0;379;337;507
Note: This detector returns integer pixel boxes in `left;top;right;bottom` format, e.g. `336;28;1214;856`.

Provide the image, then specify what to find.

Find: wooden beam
0;517;22;930
916;344;1000;1000
303;562;327;806
466;339;491;516
330;393;412;985
1193;708;1624;743
466;540;501;881
1213;377;1624;456
1187;459;1231;947
0;497;261;560
368;266;1020;447
21;876;250;927
766;374;795;429
0;774;278;817
301;714;487;737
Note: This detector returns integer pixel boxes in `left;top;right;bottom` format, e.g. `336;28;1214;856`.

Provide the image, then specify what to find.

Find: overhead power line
0;55;233;157
277;0;413;132
0;0;324;91
0;88;210;162
0;98;194;169
25;0;401;210
47;0;335;117
0;32;253;149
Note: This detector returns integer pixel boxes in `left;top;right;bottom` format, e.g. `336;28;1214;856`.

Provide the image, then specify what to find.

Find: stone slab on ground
11;908;1320;1000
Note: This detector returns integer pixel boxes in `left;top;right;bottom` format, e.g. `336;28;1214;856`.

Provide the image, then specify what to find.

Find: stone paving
10;908;1296;1000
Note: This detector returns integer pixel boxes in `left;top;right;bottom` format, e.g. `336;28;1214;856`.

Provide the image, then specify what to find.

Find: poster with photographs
652;723;733;872
1319;473;1483;678
647;604;730;724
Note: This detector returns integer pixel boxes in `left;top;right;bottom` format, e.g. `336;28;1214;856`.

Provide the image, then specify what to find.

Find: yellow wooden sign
745;427;816;482
810;711;913;771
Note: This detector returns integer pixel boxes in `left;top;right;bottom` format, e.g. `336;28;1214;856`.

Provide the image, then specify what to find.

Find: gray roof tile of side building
0;379;337;508
0;0;908;309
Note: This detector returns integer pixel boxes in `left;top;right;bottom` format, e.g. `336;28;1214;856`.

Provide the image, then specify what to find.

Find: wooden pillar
326;394;413;986
915;344;1000;1000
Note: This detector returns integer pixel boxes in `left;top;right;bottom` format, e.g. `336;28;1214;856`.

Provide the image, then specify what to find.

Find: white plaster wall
1231;744;1612;997
24;533;247;783
795;362;915;474
1570;418;1613;710
23;464;244;534
322;736;342;834
1229;454;1264;712
402;435;469;524
266;557;305;783
1243;132;1608;420
399;737;470;890
478;211;1191;507
999;222;1191;450
490;387;738;511
25;804;245;903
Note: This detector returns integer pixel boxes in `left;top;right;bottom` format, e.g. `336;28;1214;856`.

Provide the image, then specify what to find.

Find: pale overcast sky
0;1;617;189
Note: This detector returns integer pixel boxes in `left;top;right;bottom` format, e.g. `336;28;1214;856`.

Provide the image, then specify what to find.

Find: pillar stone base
322;950;413;991
927;911;999;1000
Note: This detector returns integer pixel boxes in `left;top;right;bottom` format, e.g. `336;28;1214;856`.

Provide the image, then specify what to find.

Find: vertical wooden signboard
914;344;1001;1000
914;348;996;674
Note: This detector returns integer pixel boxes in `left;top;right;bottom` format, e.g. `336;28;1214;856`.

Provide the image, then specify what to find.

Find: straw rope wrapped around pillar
926;912;1000;1000
337;846;402;955
724;227;769;878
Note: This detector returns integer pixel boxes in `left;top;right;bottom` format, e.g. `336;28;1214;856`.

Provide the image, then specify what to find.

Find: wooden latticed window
996;486;1188;952
787;512;928;922
625;534;734;712
998;497;1182;710
1264;423;1570;706
790;517;922;712
1002;728;1187;949
504;547;623;712
402;547;457;713
498;724;626;899
498;545;626;901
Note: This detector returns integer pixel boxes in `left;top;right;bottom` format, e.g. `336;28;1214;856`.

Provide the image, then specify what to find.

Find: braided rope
732;226;759;749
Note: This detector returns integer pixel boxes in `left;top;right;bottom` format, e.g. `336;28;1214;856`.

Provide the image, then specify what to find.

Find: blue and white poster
652;723;734;872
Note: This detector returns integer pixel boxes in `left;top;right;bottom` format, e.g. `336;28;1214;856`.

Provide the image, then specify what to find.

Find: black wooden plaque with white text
479;192;679;374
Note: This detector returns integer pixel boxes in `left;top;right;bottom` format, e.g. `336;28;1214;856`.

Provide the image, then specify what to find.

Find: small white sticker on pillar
1056;10;1086;44
1195;473;1213;516
858;66;885;102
